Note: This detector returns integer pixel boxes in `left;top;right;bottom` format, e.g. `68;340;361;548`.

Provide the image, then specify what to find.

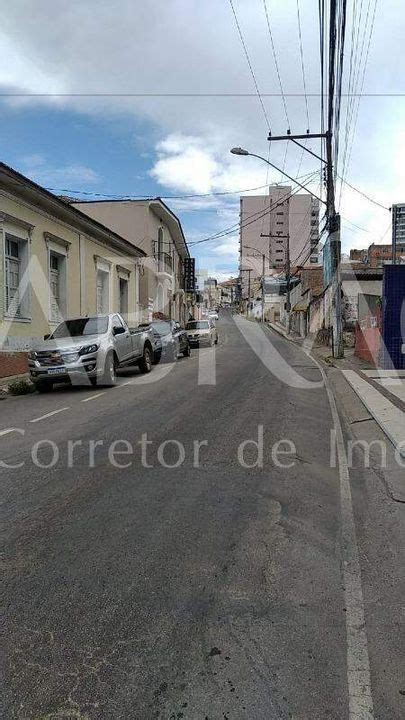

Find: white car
186;320;218;346
208;311;219;321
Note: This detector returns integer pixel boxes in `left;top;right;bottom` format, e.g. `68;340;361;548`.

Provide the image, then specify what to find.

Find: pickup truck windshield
151;321;171;336
186;321;210;330
51;317;109;338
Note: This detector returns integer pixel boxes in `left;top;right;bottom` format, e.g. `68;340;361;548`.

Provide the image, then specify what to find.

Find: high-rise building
392;204;405;252
239;187;319;298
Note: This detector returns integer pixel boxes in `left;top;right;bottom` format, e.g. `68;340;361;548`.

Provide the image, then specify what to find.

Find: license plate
47;367;65;376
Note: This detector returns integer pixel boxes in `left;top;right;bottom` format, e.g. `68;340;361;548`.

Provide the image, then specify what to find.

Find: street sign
184;258;196;292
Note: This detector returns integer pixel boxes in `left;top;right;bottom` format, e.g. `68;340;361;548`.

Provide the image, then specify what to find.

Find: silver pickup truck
28;314;154;392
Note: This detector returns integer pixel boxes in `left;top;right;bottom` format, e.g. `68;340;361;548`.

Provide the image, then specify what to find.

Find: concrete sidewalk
342;369;405;458
267;320;405;463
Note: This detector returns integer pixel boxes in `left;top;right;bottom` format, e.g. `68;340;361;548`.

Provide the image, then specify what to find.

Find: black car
139;320;191;362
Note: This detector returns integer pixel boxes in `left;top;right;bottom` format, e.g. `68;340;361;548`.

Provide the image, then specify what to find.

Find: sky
1;0;404;281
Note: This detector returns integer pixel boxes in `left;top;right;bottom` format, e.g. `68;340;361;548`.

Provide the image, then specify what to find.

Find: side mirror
44;334;50;340
113;326;125;336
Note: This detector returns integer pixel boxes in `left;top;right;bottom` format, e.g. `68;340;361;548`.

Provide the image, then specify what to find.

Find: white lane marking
0;427;21;437
120;380;135;386
81;392;106;402
29;407;70;423
307;352;374;719
198;345;216;385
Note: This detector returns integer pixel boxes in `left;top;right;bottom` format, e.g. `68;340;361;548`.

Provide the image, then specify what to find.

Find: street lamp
230;147;249;156
230;146;312;334
230;147;324;203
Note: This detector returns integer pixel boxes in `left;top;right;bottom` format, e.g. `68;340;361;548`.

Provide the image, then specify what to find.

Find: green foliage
7;378;35;395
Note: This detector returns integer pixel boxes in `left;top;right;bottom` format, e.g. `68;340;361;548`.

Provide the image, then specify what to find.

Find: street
2;311;404;719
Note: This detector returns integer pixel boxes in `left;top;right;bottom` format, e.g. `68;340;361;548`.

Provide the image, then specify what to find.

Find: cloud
18;155;100;187
212;237;239;257
1;0;404;262
149;132;294;196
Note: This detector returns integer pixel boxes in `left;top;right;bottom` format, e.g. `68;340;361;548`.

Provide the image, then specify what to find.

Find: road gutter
307;351;375;719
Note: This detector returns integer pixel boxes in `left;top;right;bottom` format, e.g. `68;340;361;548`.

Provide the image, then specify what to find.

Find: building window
96;269;110;314
119;277;128;316
4;233;30;318
5;237;21;316
49;250;67;323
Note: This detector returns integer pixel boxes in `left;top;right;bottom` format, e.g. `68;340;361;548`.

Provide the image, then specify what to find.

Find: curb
342;369;405;459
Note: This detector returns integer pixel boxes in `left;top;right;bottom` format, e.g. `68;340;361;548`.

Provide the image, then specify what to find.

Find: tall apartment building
239;187;319;298
392;203;405;251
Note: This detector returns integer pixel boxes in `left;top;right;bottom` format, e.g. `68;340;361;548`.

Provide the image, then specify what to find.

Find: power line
189;184;310;246
338;175;389;211
228;0;271;129
262;0;290;128
338;0;378;208
46;169;319;201
189;176;319;247
46;171;388;216
340;0;378;202
296;0;310;129
1;92;403;97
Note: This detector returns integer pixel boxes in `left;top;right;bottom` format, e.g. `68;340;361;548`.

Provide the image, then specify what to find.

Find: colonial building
71;199;190;324
0;163;145;355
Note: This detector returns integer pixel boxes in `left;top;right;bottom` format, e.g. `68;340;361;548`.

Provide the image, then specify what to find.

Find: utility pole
263;130;343;355
325;0;344;358
261;253;265;322
241;268;253;317
261;230;291;332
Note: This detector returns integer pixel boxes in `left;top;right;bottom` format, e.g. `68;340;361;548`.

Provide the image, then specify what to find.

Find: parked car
208;310;219;321
139;320;191;362
186;319;218;346
28;314;154;392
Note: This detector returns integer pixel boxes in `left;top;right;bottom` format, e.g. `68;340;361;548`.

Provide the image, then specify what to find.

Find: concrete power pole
261;253;265;322
262;229;291;332
241;268;253;317
325;0;344;358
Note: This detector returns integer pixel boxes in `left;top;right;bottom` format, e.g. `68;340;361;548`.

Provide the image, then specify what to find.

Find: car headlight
79;344;99;356
28;351;37;360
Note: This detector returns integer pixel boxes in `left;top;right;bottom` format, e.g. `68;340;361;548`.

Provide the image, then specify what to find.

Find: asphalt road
2;311;404;719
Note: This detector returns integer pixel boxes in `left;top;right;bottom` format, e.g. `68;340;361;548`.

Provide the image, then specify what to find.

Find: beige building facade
0;163;145;351
71;199;190;324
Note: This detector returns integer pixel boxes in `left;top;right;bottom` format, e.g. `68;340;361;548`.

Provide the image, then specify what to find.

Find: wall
0;351;28;379
73;200;187;323
0;192;141;363
0;192;81;348
342;279;382;327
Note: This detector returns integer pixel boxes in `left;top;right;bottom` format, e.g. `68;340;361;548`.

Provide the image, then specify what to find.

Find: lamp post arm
244;152;325;205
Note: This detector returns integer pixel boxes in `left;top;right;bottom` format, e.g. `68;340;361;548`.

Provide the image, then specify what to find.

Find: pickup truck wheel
102;352;117;386
36;380;53;393
139;345;152;373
